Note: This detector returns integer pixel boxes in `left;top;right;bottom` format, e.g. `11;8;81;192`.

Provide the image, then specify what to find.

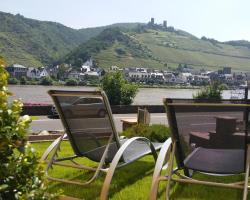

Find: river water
8;85;241;105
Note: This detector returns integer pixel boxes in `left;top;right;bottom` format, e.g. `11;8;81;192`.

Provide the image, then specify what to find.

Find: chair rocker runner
150;99;250;200
41;90;162;199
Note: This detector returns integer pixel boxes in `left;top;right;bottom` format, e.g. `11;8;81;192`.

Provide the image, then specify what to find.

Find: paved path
29;113;168;134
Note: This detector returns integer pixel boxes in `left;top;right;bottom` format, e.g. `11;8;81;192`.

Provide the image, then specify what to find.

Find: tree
101;72;138;105
57;64;69;80
177;64;183;72
75;58;83;68
193;81;224;100
121;83;138;105
0;63;55;199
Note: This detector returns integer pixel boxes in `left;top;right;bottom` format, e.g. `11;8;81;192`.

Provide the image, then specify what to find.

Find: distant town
5;58;250;89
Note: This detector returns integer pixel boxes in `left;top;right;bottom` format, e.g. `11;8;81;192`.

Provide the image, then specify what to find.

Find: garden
0;58;248;200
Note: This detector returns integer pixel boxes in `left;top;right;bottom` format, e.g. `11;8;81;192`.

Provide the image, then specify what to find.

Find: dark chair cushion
84;139;162;163
184;147;245;174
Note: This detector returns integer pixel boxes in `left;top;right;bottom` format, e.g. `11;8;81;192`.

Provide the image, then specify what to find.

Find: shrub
78;80;87;86
193;81;224;100
28;78;39;85
20;76;27;85
101;72;138;105
8;77;19;84
65;78;78;86
122;124;170;142
85;75;100;86
40;77;53;85
0;64;56;199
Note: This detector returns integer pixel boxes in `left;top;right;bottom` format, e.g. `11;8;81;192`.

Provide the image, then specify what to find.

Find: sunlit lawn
32;141;248;200
30;116;39;120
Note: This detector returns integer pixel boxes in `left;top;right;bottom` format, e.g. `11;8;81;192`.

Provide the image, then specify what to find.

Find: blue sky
1;0;250;41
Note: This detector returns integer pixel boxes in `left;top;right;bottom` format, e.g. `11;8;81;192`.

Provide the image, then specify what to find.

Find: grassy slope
140;30;250;71
94;42;164;69
93;29;250;71
33;141;246;200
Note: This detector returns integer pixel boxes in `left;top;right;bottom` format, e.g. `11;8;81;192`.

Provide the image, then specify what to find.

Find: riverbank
9;82;201;89
8;85;241;105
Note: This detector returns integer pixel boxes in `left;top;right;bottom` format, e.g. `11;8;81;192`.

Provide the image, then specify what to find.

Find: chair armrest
100;137;158;200
150;138;172;200
151;138;172;182
41;133;67;161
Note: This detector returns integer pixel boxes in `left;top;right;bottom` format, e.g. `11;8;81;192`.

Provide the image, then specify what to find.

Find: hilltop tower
163;20;167;28
150;18;155;25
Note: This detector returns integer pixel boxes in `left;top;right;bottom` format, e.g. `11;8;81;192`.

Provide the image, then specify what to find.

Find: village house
27;67;40;79
163;72;176;84
192;75;210;85
129;71;151;80
6;64;28;79
150;72;164;80
81;65;91;73
224;74;234;85
67;70;82;80
128;67;152;81
233;72;246;86
47;65;60;78
178;72;193;83
38;67;50;78
110;65;122;71
83;58;94;67
26;67;50;79
85;71;100;77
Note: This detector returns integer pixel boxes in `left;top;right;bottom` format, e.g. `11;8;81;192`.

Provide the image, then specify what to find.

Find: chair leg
243;144;250;200
42;133;113;186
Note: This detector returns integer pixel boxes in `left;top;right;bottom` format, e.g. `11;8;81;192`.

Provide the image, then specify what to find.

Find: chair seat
85;139;162;163
184;147;245;174
121;139;162;163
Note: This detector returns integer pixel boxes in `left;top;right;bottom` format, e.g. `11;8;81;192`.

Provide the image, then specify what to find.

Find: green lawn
30;116;39;120
32;141;248;200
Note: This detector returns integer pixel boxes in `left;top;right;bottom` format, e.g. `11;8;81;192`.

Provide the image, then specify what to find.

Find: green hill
0;12;86;66
0;11;140;66
1;11;250;72
66;27;250;72
64;27;152;67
